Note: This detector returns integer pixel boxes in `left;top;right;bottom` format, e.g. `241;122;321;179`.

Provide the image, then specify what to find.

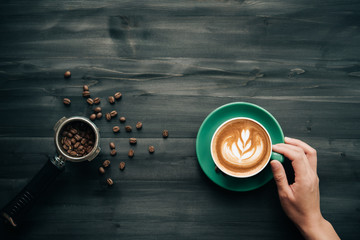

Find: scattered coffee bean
90;114;96;121
113;126;120;133
119;117;126;122
110;110;117;117
87;98;94;105
105;113;111;121
94;107;102;113
148;145;155;153
64;71;71;78
93;97;100;104
110;149;117;156
106;178;113;186
83;91;90;97
63;98;71;105
128;149;134;158
114;92;122;99
108;96;115;104
136;122;142;129
125;125;132;132
129;138;137;145
109;142;115;149
103;160;111;168
83;85;89;91
119;161;125;170
162;130;169;138
96;112;102;119
99;166;105;174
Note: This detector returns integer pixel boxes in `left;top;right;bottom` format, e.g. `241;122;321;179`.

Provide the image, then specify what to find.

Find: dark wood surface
1;0;359;239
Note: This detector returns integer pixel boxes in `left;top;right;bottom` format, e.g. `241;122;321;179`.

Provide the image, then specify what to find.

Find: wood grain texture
0;0;359;239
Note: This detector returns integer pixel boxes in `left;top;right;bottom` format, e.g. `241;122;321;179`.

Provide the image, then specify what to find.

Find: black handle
1;156;65;227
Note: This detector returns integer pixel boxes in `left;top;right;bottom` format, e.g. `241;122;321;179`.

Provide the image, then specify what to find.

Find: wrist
297;216;340;240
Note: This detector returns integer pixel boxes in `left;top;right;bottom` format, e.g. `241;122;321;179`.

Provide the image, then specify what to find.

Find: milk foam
220;129;265;164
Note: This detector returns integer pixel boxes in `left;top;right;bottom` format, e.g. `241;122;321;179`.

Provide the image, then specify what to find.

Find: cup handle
271;152;284;163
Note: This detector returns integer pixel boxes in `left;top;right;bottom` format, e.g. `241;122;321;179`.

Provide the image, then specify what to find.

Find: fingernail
285;136;291;140
270;160;280;170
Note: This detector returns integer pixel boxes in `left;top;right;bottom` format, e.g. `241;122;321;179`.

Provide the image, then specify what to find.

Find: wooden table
0;1;359;239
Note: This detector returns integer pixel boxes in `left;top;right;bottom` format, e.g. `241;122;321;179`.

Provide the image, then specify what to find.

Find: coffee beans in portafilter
63;98;71;105
60;121;95;158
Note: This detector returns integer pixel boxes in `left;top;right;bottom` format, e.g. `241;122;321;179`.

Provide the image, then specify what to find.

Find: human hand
271;137;340;240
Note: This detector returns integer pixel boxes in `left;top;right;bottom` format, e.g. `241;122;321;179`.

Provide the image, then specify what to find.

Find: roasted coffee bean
62;131;68;137
119;116;126;122
107;178;113;186
136;122;142;129
86;146;93;153
63;144;69;150
83;91;90;97
93;97;100;104
70;151;77;157
83;85;89;91
96;112;102;119
99;166;105;174
113;126;120;133
110;110;117;117
119;162;125;170
78;145;84;151
81;138;87;145
70;129;78;135
88;140;94;146
114;92;122;99
75;134;82;141
67;132;73;138
87;98;94;105
71;138;76;145
65;139;72;147
125;125;132;132
64;71;71;78
67;149;72;154
74;142;80;149
162;130;169;138
94;107;102;113
106;113;111;121
108;96;115;104
129;138;137;144
110;149;117;156
109;142;115;149
63;98;71;105
128;149;134;158
103;160;111;167
90;114;96;121
148;145;155;153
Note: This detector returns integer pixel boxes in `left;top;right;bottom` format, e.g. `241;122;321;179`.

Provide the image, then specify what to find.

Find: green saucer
196;102;285;191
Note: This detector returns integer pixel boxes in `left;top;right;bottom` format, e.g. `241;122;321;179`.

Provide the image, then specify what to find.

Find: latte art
211;118;271;177
222;129;264;163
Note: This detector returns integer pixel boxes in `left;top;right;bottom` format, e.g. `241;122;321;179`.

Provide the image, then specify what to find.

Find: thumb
270;160;291;196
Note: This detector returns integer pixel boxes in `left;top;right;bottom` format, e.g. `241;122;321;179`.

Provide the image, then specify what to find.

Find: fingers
284;137;317;171
272;144;309;177
270;160;292;197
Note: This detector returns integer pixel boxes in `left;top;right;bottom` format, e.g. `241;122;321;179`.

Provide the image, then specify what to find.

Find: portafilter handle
1;156;65;227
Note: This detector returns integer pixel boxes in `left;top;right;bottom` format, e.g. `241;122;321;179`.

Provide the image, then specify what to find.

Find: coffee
211;118;271;177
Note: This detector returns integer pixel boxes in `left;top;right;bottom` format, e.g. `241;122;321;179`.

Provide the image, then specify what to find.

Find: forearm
298;218;340;240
